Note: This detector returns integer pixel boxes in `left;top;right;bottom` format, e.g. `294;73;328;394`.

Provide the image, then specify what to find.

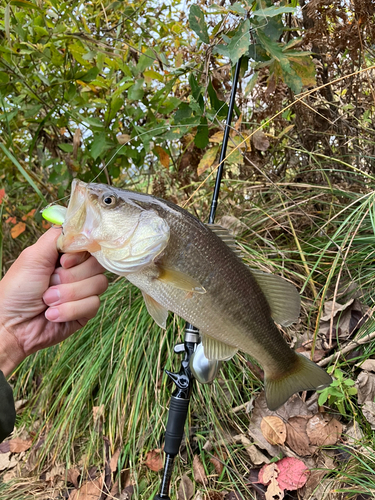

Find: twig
318;330;375;367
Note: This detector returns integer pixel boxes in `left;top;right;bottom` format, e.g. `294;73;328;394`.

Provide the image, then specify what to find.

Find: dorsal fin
206;224;242;258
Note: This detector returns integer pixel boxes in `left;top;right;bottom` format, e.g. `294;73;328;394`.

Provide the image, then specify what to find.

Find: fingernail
50;273;61;285
43;288;60;305
46;308;59;321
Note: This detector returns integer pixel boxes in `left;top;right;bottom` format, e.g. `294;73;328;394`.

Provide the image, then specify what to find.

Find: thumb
27;227;62;270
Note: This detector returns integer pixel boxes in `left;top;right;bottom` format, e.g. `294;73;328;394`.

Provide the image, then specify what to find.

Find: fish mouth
57;179;101;253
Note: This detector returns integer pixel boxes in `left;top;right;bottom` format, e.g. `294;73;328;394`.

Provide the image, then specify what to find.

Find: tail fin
265;354;332;411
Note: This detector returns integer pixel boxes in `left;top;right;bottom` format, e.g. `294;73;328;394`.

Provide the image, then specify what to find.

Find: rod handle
164;396;190;456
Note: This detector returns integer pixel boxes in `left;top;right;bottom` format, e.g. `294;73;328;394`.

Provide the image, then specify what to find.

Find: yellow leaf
197;145;219;176
11;222;26;239
209;131;224;143
154;146;170;168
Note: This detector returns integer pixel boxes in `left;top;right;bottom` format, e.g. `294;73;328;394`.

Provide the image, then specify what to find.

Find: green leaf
252;6;296;17
227;19;251;65
10;0;43;11
91;134;109;160
189;5;209;44
318;391;328;406
58;143;73;153
128;79;144;100
79;67;100;83
135;49;156;76
195;116;209;149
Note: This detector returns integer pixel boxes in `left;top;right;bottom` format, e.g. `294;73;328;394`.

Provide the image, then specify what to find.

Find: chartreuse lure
41;205;67;226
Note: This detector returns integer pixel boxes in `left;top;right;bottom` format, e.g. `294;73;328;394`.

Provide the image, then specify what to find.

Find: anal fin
142;291;169;329
202;333;238;361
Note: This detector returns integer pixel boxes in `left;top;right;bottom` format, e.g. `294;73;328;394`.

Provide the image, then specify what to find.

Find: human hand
0;227;108;376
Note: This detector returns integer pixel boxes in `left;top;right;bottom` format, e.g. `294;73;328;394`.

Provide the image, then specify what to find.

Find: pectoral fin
142;291;169;329
157;267;206;294
201;333;238;361
250;269;301;327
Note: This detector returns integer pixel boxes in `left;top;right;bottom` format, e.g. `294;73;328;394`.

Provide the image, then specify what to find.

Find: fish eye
101;194;117;207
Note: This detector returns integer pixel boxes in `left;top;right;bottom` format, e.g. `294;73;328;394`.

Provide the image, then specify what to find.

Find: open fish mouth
57;179;101;253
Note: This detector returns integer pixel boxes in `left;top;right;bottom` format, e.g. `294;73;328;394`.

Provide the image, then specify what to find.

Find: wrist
0;323;27;377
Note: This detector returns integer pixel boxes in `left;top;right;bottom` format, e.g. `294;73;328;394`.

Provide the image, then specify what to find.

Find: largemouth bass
57;179;331;410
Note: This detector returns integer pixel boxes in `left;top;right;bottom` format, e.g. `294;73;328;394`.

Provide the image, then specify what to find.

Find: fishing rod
154;58;242;500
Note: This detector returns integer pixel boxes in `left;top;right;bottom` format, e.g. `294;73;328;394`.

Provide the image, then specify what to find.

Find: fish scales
57;179;332;410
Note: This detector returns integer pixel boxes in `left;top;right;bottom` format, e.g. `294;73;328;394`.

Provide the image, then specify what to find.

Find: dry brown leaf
239;435;270;465
11;222;26;239
73;128;82;158
306;415;342;446
356;371;375;404
261;416;286;446
259;463;284;500
110;448;121;473
177;474;194;500
193;455;208;486
362;401;375;429
319;299;367;342
218;215;246;237
45;464;66;483
68;477;103;500
2;468;18;483
117;134;131;145
197;146;219;176
154;146;170;168
144;449;163;472
286;416;314;456
209;452;224;476
9;438;32;453
252;130;270;151
67;467;81;488
356;359;375;372
0;452;18;472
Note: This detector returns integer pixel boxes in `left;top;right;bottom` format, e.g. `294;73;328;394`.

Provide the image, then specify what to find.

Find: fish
57;179;332;410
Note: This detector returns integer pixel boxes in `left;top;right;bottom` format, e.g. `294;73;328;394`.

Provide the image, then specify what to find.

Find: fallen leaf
11;222;26;239
21;209;36;221
2;468;17;483
197;146;219;176
261;416;286;446
45;464;66;483
356;371;375;403
110;448;121;472
68;477;103;500
277;457;309;490
259;463;284;500
42;220;51;229
154;146;170;168
177;474;194;500
0;452;18;472
5;216;16;224
144;449;163;472
362;401;375;429
344;421;364;444
285;416;314;456
193;454;208;486
319;299;367;343
236;434;270;465
0;188;5;204
9;438;32;453
0;442;10;453
209;452;224;476
218;215;246;237
67;467;81;488
252;130;270;151
306;415;342;446
356;359;375;372
116;134;131;145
